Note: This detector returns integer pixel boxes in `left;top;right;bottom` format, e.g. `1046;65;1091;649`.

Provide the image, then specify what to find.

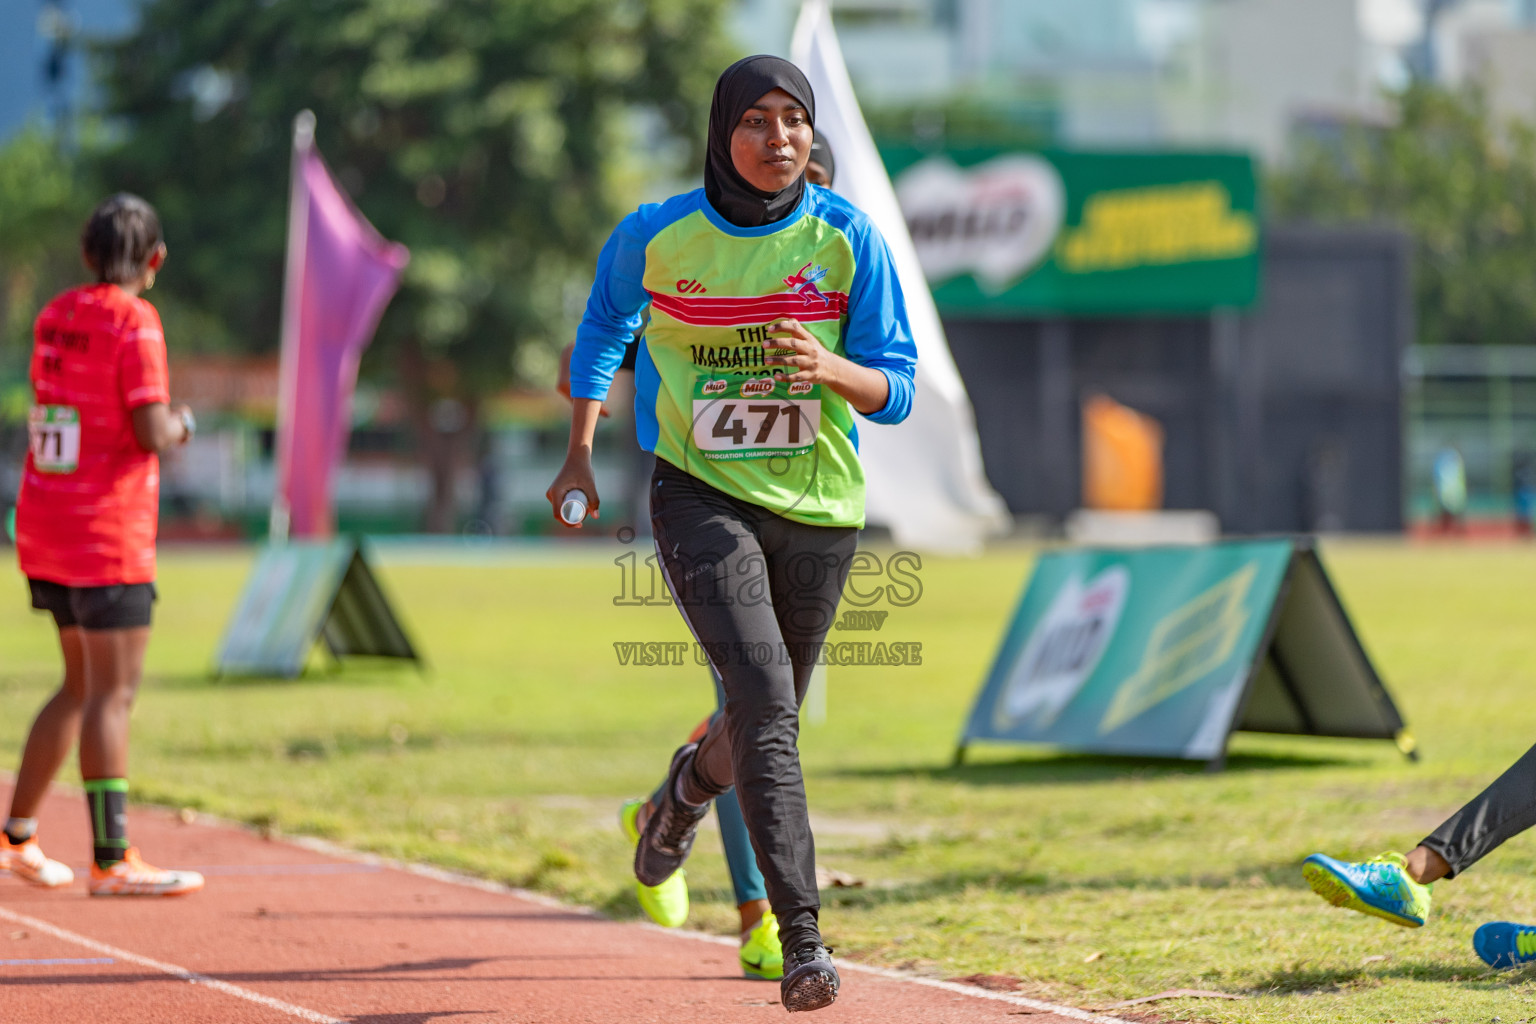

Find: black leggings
1420;743;1536;878
649;458;855;955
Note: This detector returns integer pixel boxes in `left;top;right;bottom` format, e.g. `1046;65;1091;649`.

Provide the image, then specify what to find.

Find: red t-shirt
16;284;170;587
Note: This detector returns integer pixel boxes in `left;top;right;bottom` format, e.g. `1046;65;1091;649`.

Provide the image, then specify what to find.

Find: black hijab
704;55;816;228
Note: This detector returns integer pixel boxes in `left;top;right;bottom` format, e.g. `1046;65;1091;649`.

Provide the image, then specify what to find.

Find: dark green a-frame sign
957;539;1412;769
215;538;421;678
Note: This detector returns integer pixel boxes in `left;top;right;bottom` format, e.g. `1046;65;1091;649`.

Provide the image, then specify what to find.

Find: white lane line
0;906;343;1024
839;963;1140;1024
284;834;1137;1024
188;864;382;877
636;922;1137;1024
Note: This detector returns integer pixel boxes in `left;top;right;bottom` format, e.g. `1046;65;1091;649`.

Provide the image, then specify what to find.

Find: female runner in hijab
550;55;915;1013
604;131;841;984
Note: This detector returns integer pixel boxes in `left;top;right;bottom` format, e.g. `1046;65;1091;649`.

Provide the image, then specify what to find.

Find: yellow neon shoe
1302;851;1430;928
89;848;204;896
740;910;784;980
3;836;74;888
620;799;688;927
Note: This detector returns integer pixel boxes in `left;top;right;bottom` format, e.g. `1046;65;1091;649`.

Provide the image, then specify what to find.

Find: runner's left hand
762;319;840;385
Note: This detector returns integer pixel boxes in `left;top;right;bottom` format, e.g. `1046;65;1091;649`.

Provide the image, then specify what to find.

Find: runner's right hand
171;404;195;445
546;454;600;527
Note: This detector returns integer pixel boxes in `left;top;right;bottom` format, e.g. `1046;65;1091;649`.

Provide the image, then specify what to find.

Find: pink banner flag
272;111;409;540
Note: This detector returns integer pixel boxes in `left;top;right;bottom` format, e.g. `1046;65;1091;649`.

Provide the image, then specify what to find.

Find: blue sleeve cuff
569;329;631;400
570;383;610;401
860;366;915;425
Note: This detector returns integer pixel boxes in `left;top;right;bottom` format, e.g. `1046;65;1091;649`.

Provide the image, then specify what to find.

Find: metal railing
1404;345;1536;520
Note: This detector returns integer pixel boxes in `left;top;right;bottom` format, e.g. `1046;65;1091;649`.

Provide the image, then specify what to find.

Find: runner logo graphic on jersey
783;262;832;306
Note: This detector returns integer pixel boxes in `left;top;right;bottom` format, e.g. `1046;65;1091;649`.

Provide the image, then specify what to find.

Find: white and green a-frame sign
214;538;421;678
958;540;1412;770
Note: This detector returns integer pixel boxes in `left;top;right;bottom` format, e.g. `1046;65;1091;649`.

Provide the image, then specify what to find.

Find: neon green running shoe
620;799;688;928
1302;851;1432;928
740;910;783;980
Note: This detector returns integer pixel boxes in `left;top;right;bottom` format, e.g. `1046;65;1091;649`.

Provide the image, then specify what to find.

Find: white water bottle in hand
560;488;590;526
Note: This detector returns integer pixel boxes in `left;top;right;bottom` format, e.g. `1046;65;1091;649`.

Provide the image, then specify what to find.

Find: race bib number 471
691;376;821;461
28;404;81;474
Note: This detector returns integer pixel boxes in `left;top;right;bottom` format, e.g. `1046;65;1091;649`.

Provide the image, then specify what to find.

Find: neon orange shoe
89;848;204;896
3;836;75;888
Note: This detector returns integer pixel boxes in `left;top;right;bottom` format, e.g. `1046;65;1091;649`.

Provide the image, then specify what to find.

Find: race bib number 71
28;404;81;474
691;376;821;461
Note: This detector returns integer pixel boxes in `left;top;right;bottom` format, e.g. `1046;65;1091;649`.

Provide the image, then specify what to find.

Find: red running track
0;783;1130;1023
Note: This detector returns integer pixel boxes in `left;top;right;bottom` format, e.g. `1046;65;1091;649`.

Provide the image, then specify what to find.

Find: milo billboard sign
884;146;1261;315
898;154;1067;294
995;564;1128;731
958;541;1414;768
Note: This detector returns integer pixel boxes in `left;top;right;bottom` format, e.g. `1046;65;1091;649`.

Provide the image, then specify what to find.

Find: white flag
791;0;1010;554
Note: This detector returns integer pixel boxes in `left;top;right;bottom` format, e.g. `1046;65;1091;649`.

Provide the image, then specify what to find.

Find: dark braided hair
82;193;162;285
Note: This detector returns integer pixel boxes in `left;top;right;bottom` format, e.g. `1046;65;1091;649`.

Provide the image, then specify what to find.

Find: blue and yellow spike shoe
740;911;784;980
620;799;689;928
1474;921;1536;969
1302;851;1431;928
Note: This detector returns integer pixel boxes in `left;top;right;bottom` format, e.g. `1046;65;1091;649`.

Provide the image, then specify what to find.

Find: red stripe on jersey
647;290;849;327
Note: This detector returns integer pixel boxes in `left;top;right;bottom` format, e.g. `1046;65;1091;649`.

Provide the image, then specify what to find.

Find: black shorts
28;579;157;630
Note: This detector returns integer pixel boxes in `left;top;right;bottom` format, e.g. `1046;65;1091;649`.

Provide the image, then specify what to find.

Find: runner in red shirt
1;194;204;896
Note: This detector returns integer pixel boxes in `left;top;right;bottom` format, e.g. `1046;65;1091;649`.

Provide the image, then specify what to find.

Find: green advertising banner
959;541;1410;766
882;146;1260;315
215;538;420;678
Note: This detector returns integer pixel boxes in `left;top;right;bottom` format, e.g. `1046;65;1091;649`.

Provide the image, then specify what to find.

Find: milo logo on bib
691;374;822;461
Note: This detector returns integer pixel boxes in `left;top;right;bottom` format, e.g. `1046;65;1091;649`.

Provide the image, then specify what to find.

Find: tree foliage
0;128;97;416
95;0;732;370
86;0;733;527
1271;83;1536;347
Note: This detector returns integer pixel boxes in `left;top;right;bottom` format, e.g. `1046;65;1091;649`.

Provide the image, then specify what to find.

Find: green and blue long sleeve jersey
570;185;917;528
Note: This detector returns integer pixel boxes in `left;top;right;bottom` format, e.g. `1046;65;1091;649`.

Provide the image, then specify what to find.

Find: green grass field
3;539;1535;1022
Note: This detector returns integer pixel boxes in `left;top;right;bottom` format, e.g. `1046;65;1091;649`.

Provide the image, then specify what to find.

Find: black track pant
650;458;855;956
1420;743;1536;878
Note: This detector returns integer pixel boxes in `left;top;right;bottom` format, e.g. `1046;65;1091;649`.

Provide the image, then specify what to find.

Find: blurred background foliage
0;0;735;526
0;127;96;419
1271;82;1536;351
5;1;1536;529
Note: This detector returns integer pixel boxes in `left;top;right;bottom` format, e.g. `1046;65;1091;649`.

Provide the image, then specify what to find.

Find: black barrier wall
944;225;1410;533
